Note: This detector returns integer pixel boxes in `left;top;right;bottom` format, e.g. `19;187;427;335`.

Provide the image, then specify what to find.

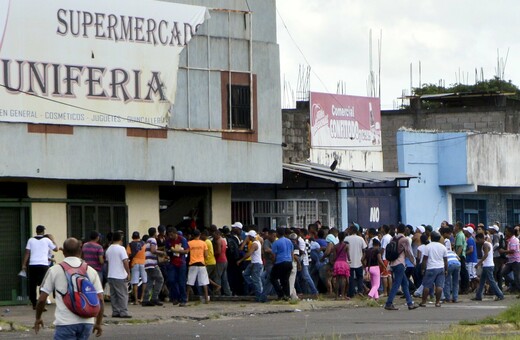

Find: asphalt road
1;299;512;339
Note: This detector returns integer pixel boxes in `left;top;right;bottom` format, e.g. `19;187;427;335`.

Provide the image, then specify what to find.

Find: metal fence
232;199;330;230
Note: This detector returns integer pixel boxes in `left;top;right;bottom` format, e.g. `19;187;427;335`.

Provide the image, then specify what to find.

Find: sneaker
470;298;482;301
179;302;187;307
408;303;420;310
153;300;164;306
494;296;504;301
141;301;155;307
384;304;399;310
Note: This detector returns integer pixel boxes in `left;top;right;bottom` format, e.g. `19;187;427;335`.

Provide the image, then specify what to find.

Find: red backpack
58;262;101;318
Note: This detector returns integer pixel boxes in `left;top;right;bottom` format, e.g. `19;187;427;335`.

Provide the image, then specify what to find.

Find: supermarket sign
0;0;209;128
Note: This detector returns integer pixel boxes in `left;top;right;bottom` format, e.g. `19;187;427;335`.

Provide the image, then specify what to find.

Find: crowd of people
81;219;520;310
23;219;520;337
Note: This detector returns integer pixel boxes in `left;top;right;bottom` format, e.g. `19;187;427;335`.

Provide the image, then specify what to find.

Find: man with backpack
384;224;419;311
34;237;104;339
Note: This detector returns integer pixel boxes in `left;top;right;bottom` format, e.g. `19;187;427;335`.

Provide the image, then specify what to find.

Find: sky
276;1;520;109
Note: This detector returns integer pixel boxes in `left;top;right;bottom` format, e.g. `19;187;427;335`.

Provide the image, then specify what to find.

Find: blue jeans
300;264;318;295
261;265;275;298
166;264;187;303
54;323;93;340
385;264;414;307
243;262;263;300
444;264;460;302
348;267;364;297
476;266;504;300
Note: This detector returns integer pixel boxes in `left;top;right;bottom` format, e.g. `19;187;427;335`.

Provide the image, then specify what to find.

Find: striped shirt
145;237;159;269
82;241;104;271
446;250;460;267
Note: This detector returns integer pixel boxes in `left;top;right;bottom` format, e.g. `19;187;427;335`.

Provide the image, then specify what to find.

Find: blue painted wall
397;131;467;228
438;132;468;185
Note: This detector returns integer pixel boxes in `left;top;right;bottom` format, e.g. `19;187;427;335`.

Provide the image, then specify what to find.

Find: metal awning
283;162;416;188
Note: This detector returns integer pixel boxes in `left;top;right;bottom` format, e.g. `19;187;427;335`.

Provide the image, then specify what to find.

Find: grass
424;303;520;340
458;303;520;328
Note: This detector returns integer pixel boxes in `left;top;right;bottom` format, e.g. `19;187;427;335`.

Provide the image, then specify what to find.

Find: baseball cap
489;225;499;232
247;230;257;238
289;233;298;240
465;223;475;229
463;226;474;234
231;222;243;229
416;226;425;234
36;225;46;233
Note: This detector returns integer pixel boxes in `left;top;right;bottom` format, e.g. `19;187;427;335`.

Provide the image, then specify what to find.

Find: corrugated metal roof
283;162;416;184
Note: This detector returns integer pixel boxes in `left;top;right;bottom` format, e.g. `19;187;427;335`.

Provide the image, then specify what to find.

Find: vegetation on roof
413;77;519;97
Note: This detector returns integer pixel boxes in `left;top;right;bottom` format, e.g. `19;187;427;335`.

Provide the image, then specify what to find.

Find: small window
506;199;520;226
220;71;258;142
228;84;251;129
455;198;486;226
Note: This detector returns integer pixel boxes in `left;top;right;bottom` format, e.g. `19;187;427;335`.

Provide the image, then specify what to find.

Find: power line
0;82;480;149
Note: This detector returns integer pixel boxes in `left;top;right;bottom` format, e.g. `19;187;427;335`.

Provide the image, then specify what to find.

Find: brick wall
282;102;310;163
382;101;520;172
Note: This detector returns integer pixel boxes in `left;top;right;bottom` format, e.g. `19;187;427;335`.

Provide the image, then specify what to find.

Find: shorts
187;266;210;286
380;260;390;278
466;262;477;279
333;261;351;277
422;268;445;290
130;264;147;284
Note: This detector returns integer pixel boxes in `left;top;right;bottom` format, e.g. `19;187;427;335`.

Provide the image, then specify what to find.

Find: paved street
0;296;515;339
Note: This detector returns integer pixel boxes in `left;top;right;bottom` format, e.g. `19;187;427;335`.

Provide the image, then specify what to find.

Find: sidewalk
0;297;355;331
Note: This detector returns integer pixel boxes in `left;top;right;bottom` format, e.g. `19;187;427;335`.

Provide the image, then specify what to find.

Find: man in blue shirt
270;228;294;300
464;225;479;292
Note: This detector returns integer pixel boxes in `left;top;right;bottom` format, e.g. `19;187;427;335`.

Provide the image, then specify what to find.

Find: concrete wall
28;181;68;261
467;133;520;186
126;184;160;236
211;184;232;227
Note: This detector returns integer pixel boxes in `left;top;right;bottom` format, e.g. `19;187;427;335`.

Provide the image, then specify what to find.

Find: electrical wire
0;81;483;149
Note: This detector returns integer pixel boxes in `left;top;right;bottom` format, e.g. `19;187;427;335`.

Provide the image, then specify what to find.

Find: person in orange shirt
127;231;147;304
187;230;209;303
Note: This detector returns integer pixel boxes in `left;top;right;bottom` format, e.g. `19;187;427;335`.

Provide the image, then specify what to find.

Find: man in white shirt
420;231;448;307
474;233;504;301
237;230;263;302
22;225;58;310
34;237;104;339
344;224;367;297
106;231;131;318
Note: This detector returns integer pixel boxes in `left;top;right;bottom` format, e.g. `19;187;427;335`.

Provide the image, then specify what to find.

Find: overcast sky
276;1;520;109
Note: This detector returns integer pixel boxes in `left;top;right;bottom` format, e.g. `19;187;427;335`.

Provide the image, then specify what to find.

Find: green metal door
0;206;30;304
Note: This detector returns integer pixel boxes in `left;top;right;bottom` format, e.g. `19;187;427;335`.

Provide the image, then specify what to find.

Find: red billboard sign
310;92;382;150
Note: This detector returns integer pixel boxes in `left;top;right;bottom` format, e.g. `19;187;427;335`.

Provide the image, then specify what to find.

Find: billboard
0;0;209;128
310;92;382;150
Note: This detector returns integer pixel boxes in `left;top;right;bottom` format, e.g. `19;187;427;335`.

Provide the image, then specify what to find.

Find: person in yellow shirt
201;230;221;295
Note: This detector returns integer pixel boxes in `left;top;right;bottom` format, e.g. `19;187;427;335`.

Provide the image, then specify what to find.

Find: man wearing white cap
489;224;506;291
463;225;478;292
227;222;243;295
237;230;263;302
